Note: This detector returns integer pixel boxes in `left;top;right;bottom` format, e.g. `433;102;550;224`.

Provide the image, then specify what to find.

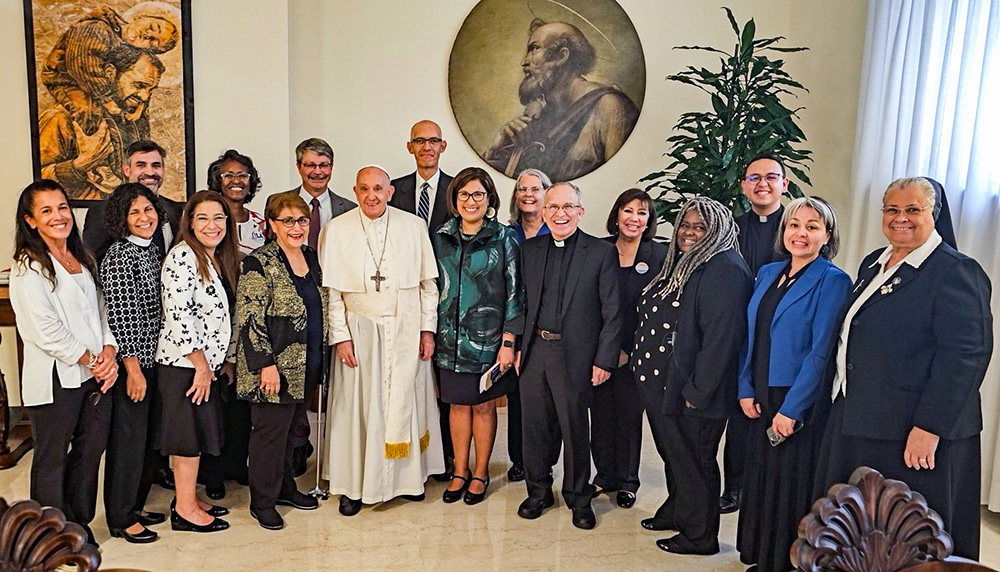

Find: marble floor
3;411;1000;572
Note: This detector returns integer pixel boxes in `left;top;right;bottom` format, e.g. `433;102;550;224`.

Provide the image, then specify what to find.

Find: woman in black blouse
591;189;666;509
100;183;168;543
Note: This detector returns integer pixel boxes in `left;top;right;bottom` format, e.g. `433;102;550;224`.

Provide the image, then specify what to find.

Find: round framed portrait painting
449;0;646;181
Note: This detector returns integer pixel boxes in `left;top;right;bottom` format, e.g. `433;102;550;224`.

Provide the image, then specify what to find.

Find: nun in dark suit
590;189;667;509
813;177;992;560
735;197;851;572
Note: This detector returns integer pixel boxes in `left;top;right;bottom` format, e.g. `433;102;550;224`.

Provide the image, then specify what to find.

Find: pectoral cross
370;269;387;292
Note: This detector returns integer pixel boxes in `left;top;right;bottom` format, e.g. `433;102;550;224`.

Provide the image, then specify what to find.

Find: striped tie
417;182;430;225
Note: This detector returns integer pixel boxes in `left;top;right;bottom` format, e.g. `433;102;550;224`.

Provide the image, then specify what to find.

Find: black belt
535;329;562;341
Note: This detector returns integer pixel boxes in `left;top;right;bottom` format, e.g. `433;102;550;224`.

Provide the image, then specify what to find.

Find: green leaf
741;19;757;54
723;7;740;35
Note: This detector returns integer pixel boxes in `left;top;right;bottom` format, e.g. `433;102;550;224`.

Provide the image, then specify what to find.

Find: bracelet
86;351;99;370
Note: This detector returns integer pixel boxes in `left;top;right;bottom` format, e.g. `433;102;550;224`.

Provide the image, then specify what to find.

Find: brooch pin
880;276;902;295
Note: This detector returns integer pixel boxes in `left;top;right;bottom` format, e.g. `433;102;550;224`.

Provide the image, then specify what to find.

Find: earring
820;243;830;256
486;206;496;219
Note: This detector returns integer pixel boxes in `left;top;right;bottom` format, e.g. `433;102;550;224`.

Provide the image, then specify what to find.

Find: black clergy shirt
736;205;787;277
536;230;579;332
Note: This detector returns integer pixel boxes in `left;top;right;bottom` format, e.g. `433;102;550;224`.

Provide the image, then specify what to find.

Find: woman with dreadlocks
632;197;752;556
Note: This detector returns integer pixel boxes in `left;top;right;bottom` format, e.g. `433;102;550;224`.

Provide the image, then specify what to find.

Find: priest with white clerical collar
320;165;443;517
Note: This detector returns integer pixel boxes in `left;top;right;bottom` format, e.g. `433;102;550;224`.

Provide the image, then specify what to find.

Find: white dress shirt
300;187;333;227
832;230;943;399
416;170;441;225
10;256;117;406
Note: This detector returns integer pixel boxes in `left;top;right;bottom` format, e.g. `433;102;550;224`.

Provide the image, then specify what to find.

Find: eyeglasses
300;161;332;171
221;172;250;183
193;214;228;226
457;191;487;202
744;173;782;184
272;216;311;228
516;186;544;195
543;203;581;214
881;205;932;217
410;137;443;146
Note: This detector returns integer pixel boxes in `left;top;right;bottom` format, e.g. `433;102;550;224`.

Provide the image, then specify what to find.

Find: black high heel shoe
442;472;470;503
170;509;229;533
463;476;490;505
109;525;159;544
171;497;229;517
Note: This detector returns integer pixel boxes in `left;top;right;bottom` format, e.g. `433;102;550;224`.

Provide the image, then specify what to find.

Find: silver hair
547;181;583;205
295;138;334;163
643;198;739;300
775;196;841;259
883;177;937;213
509;168;552;224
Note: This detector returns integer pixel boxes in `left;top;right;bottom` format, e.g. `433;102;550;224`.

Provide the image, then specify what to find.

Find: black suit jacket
819;242;992;441
83;195;183;263
662;249;752;418
389;170;452;235
520;231;621;390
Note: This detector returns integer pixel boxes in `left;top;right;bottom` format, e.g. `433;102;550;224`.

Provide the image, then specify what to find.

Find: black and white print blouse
100;236;162;368
156;243;234;371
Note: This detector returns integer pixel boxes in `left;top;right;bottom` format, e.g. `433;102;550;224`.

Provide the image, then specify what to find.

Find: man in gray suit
389;120;453;235
275;137;355;476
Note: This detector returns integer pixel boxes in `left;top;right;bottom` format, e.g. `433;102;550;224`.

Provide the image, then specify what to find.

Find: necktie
417;182;430;225
309;197;321;249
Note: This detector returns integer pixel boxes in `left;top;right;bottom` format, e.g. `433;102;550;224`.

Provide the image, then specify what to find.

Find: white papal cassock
321;206;443;503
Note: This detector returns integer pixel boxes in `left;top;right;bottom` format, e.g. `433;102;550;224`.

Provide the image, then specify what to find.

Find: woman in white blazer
9;180;118;547
155;191;239;534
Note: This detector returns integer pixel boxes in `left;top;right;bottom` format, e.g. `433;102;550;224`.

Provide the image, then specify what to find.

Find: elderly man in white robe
321;165;444;516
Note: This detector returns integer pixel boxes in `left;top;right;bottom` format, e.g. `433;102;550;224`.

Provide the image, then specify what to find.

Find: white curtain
846;0;1000;507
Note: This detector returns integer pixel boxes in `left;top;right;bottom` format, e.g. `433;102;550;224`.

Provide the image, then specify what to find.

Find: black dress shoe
506;463;525;482
655;534;720;555
431;458;455;482
339;496;362;517
109;525;159;544
442;473;470;504
401;493;425;502
616;491;636;508
291;442;313;478
137;511;166;526
154;467;175;490
719;487;741;514
205;484;226;500
517;492;555;519
640;517;675;531
250;507;284;530
82;525;98;548
277;490;319;510
463;476;490;506
170;510;229;533
571;505;596;529
171;498;229;517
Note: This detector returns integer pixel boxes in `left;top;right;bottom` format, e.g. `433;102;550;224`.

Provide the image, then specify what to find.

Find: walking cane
309;378;330;500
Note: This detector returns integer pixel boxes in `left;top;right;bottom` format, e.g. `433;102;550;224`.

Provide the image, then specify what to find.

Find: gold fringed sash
385;441;410;459
419;430;430;453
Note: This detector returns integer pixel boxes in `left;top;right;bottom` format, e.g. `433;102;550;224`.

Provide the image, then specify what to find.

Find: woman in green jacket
432;167;524;506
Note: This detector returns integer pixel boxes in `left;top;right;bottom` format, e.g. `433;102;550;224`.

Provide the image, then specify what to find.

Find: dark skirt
813;398;982;560
738;387;823;572
439;368;514;405
155;364;224;457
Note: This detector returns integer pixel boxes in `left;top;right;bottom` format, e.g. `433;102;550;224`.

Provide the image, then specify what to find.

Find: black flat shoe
137;511;166;526
339;496;362;517
640;517;675;531
277;490;319;510
571;505;596;529
401;493;425;502
431;458;456;483
616;491;636;508
205;484;226;500
109;525;158;544
171;498;229;517
655;534;719;555
517;491;555;519
506;463;525;482
442;473;470;503
291;442;313;478
170;510;229;533
250;507;284;530
463;476;490;505
154;467;175;490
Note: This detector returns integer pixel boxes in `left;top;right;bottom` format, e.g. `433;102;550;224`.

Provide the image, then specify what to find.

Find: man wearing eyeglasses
720;154;792;516
389;120;453;236
517;182;620;529
280;138;356;252
388;119;455;481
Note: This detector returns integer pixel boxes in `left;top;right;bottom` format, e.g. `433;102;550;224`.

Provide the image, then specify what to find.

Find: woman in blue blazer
735;197;851;572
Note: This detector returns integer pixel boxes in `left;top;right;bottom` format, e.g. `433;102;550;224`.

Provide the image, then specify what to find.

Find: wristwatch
502;339;514;348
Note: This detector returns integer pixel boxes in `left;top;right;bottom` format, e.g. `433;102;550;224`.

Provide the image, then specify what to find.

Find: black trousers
590;364;643;493
636;377;677;525
722;411;753;492
248;401;300;510
662;414;727;548
104;364;160;529
200;381;251;486
29;373;111;529
520;338;594;509
288;379;318;450
507;386;524;466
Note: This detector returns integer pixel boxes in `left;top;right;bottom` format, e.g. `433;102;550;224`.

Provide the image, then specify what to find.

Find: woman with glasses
503;168;550;482
814;178;992;560
237;193;327;530
433;167;524;505
100;183;169;544
735;197;851;572
156;191;239;533
10;180;117;547
208;149;265;256
590;189;666;509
